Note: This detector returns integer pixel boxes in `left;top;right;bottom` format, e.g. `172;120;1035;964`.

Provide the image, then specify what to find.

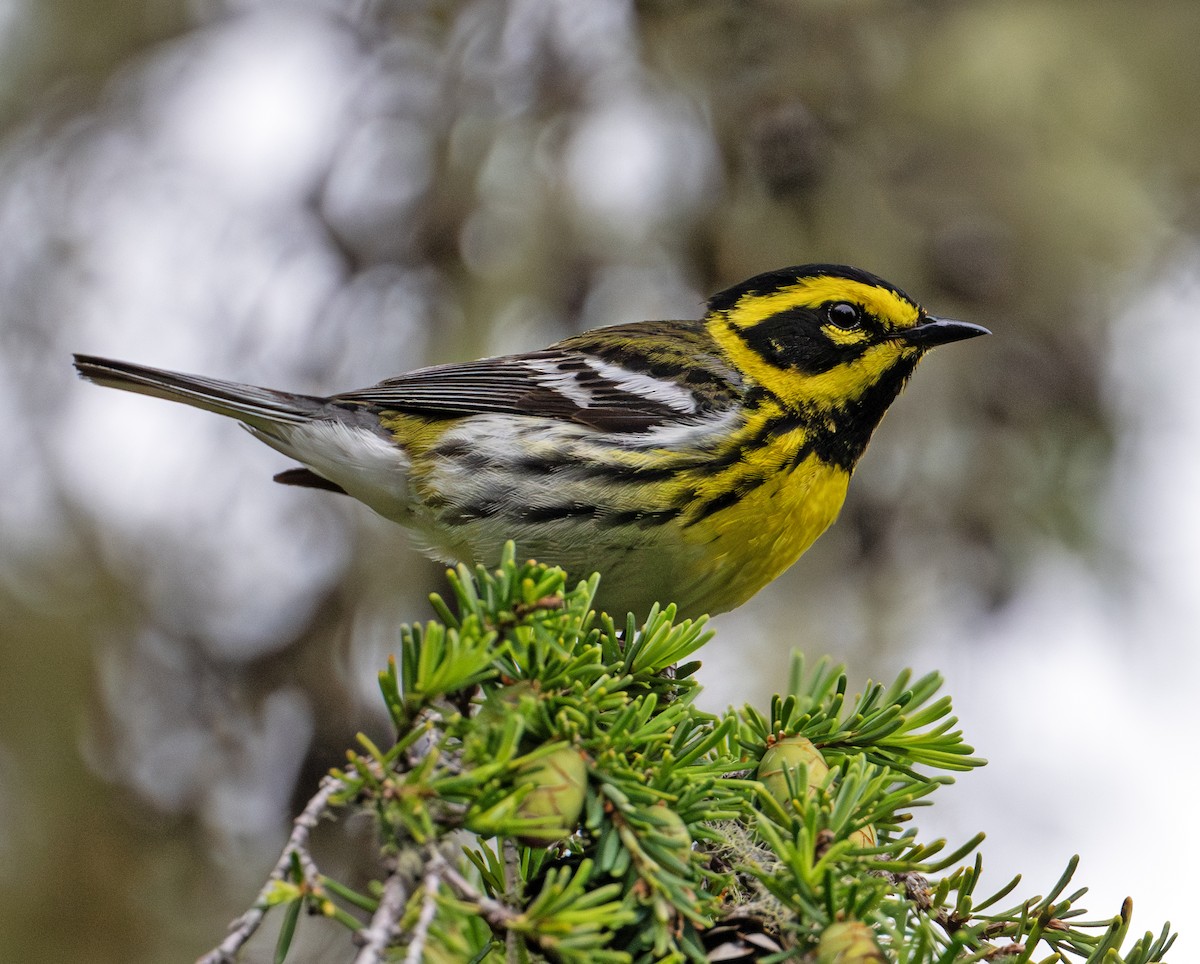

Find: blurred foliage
2;0;1199;960
0;0;189;122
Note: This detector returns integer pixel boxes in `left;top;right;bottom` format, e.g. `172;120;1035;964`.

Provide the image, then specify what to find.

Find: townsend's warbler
73;264;987;618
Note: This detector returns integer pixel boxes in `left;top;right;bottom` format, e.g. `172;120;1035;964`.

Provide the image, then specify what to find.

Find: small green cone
513;745;588;846
756;735;829;808
848;823;877;849
643;804;692;856
817;920;884;963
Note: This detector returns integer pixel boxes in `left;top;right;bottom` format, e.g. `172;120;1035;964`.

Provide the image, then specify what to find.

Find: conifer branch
196;546;1176;963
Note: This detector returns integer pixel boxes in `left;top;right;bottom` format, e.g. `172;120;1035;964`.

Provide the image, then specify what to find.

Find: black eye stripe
736;305;871;374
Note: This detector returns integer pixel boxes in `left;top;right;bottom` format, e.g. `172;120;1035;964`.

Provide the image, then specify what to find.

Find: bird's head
705;264;988;412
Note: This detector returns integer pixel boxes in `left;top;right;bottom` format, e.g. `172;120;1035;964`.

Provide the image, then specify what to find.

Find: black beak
896;316;991;348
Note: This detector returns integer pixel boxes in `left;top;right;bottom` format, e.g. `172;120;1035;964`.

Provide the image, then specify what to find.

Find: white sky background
1;2;1194;957
920;260;1200;952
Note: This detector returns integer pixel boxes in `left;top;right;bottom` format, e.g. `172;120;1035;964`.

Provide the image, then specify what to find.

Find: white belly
257;411;737;617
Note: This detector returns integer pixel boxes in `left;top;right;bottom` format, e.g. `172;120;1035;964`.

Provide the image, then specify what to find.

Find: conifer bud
644;805;691;853
757;735;829;807
849;823;877;848
817;920;884;963
513;746;588;846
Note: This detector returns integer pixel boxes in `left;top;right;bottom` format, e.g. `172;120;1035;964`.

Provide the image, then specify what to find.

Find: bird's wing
332;323;741;433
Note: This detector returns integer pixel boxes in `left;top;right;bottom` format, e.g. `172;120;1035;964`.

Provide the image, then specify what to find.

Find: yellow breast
677;445;850;614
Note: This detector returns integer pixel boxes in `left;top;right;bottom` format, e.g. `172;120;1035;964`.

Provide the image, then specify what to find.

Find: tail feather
273;467;349;494
72;354;324;427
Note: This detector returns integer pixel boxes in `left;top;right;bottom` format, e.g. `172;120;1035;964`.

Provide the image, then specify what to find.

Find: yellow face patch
822;324;870;348
785;343;911;409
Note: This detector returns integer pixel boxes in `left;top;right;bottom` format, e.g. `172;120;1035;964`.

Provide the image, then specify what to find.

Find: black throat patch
803;355;920;471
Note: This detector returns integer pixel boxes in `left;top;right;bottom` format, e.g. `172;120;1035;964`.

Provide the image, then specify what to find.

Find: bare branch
354;863;410;964
196;774;343;964
402;859;445;964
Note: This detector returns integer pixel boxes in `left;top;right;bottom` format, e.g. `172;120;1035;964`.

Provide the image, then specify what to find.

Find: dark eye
825;302;862;330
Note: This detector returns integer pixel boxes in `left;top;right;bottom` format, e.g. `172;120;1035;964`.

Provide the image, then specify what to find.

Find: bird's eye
825;302;862;330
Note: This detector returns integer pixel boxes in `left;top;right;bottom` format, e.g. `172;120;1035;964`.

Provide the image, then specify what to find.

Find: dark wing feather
332;336;735;432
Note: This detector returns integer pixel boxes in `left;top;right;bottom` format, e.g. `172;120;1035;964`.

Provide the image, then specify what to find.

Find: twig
403;707;442;771
435;850;537;963
354;863;410;964
502;838;522;964
402;858;445;964
432;850;518;929
196;774;344;964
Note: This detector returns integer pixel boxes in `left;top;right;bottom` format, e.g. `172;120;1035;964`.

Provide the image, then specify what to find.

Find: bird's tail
72;354;325;428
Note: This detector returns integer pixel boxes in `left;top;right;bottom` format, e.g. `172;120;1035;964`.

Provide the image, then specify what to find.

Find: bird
73;263;987;619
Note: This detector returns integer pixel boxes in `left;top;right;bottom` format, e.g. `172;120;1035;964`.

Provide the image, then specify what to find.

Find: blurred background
1;0;1197;960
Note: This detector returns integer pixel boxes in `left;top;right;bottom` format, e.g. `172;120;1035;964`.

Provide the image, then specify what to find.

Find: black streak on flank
432;438;497;472
687;476;778;524
519;503;683;529
689;488;742;523
443;500;502;525
589;461;684;484
521;502;598;523
430;436;500;472
603;507;683;529
514;454;574;476
686;409;808;478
